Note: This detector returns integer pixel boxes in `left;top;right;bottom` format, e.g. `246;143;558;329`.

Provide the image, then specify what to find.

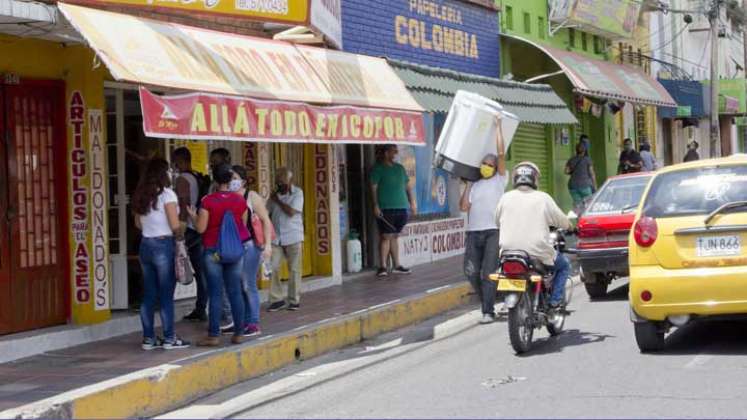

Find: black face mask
277;183;289;194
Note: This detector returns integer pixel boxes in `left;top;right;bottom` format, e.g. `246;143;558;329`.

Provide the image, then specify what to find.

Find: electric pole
709;0;721;158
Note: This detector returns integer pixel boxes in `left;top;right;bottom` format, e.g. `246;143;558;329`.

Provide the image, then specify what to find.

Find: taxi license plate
696;235;741;257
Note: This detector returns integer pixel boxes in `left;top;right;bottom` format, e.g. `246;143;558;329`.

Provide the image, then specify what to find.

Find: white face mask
228;179;244;192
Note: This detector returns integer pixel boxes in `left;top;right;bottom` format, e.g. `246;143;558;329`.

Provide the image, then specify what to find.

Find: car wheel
634;321;665;353
584;276;608;300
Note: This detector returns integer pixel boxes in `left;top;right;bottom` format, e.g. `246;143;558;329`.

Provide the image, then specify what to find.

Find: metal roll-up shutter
508;123;552;194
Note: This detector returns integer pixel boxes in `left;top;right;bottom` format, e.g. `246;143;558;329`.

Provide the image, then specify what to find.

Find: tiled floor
0;256;466;411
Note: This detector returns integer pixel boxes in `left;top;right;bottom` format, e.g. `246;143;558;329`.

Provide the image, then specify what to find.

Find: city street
162;280;747;419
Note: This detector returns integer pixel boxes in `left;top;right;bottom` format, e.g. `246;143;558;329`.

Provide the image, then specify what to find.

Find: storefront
710;79;747;157
339;0;503;269
656;79;709;165
0;1;426;333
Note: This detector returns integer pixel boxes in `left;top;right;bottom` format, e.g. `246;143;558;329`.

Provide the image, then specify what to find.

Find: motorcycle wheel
508;291;534;354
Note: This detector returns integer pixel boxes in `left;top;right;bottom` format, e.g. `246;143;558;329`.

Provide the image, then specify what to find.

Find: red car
577;172;653;299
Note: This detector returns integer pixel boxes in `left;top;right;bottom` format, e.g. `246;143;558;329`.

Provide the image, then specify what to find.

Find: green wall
497;0;619;211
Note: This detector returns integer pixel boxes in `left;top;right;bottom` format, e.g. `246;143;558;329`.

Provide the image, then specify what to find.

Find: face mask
480;164;496;179
228;179;243;192
624;144;632;151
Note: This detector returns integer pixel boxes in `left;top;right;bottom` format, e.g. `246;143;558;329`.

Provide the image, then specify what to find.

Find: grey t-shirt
567;155;594;189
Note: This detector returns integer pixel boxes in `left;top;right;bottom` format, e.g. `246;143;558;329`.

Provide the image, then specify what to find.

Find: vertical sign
69;91;90;305
243;142;260;192
89;109;109;310
314;144;330;256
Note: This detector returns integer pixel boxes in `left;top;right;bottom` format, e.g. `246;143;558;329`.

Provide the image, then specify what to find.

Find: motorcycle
489;229;576;354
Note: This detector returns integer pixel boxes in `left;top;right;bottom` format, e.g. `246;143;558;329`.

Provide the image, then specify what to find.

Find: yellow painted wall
0;34;109;325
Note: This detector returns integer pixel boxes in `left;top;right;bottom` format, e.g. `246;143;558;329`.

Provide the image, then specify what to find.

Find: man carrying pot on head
460;117;508;324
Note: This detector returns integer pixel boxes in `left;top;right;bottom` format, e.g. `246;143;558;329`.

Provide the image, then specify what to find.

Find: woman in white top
132;158;190;350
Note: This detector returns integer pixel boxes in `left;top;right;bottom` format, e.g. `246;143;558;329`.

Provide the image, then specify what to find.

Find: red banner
139;88;426;146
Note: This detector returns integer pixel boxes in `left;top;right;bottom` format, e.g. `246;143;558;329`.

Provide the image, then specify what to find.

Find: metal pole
709;0;721;157
743;0;747;153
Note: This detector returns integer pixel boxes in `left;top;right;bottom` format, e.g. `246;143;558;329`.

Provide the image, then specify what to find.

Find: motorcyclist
494;162;572;308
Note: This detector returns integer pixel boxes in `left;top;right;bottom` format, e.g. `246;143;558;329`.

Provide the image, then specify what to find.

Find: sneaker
242;324;262;337
220;322;234;335
393;266;412;274
183;310;207;322
376;268;388;277
163;337;191;350
287;303;300;311
267;301;286;312
496;303;509;316
141;337;163;351
479;314;495;325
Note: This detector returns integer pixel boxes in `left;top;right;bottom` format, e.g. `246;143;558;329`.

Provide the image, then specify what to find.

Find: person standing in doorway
618;138;643;174
209;148;231;192
370;145;417;277
460;124;507;324
683;141;700;162
267;167;305;312
132;158;191;350
565;142;597;214
172;147;208;323
639;143;658;171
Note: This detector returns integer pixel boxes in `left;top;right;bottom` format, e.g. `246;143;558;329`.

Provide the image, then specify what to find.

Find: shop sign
549;0;641;40
341;0;500;77
69;91;90;305
676;106;692;117
311;0;342;49
314;145;331;255
397;216;466;267
140;88;426;145
88;109;109;311
63;0;310;25
59;3;422;112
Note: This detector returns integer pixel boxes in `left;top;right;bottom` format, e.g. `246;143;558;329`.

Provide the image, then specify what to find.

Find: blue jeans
204;248;245;337
550;253;571;306
222;242;262;326
139;237;176;340
185;228;207;313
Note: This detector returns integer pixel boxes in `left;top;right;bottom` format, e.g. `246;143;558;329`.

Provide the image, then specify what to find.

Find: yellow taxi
629;154;747;352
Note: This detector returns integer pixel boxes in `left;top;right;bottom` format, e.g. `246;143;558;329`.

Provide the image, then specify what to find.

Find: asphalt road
161;279;747;419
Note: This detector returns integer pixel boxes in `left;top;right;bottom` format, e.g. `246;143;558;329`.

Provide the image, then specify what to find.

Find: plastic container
346;231;363;273
434;90;520;181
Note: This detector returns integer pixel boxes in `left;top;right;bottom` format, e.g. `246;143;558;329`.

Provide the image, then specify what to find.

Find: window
581;32;588;51
505;6;513;30
593;35;603;54
538;16;546;39
523;12;531;34
568;28;576;47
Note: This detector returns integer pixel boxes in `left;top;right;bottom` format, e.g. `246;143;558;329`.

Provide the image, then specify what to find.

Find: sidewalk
0;256;471;419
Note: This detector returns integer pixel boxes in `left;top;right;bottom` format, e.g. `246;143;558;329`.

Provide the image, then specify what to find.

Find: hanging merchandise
582;97;593;113
434;90;520;181
591;103;603;118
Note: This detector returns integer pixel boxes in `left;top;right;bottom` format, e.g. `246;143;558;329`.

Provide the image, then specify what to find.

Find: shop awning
59;4;425;144
389;60;578;125
657;79;707;119
502;35;676;108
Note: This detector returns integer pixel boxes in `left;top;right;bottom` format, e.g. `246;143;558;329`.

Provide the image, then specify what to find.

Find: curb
0;282;472;419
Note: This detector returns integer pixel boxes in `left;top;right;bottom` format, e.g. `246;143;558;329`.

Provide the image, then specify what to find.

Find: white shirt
177;172;199;229
139;188;178;238
268;185;304;246
494;188;571;266
467;173;508;231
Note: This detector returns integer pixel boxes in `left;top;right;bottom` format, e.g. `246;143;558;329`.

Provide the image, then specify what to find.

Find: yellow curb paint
12;282;472;419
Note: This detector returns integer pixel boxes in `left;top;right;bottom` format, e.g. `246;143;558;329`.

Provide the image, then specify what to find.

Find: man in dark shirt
683;141;700;162
618;138;643;174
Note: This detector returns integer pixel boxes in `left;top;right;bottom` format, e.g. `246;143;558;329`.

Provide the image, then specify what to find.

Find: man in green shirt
370;145;417;277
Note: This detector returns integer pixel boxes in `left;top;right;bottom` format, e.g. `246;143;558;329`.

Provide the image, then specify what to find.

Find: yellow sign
173;140;209;174
63;0;310;24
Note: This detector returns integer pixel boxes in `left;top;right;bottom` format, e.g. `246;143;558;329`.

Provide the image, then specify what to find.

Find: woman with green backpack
188;163;250;346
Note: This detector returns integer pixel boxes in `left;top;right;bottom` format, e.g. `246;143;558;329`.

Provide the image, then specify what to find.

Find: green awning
388;59;578;125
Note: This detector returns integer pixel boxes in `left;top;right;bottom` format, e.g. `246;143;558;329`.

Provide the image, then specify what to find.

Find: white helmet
512;161;541;190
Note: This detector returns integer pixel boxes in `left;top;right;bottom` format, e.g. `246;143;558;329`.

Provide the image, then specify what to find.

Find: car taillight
502;261;528;276
633;217;658;247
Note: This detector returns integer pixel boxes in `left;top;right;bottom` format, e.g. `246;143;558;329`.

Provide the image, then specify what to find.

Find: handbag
175;239;194;285
244;190;276;248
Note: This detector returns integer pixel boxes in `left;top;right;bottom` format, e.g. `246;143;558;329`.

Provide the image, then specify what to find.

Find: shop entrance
0;80;68;335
